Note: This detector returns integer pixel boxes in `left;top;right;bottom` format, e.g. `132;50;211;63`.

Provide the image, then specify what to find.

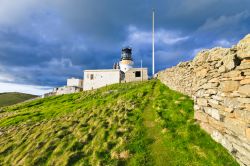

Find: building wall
157;34;250;166
53;86;82;95
67;78;83;88
83;69;120;90
124;68;148;83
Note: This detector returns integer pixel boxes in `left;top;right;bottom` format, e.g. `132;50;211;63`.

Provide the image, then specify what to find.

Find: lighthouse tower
119;47;134;73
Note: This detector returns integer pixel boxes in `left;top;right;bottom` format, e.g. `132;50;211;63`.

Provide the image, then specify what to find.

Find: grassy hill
0;92;37;108
0;80;238;166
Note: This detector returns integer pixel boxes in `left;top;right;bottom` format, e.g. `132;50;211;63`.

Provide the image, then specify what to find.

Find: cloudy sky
0;0;250;95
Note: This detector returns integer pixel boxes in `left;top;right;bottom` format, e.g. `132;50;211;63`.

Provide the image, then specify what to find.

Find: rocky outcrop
157;34;250;166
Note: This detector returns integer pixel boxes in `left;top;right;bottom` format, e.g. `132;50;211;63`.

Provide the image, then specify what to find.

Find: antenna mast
152;9;155;77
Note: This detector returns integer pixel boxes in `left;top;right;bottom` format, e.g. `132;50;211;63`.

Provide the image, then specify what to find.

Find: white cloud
198;11;250;32
0;82;52;95
126;25;189;46
213;39;234;48
0;0;48;25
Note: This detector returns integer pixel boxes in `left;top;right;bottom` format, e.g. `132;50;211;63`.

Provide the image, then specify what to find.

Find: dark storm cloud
0;0;250;89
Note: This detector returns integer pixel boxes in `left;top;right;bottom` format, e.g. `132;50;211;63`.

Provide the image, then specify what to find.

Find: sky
0;0;250;95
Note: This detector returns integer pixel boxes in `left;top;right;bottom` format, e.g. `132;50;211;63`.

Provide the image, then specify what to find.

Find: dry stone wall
157;34;250;166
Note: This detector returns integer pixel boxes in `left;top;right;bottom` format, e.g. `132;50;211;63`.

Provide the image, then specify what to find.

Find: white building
67;78;83;88
83;69;120;90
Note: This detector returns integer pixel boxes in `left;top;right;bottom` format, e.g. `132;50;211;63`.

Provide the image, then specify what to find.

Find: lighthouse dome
119;47;134;72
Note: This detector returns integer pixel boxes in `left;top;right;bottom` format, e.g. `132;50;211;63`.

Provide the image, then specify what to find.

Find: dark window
135;71;141;77
90;74;94;80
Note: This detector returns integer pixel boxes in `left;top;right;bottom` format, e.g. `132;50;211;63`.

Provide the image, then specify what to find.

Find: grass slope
0;92;37;108
0;80;238;166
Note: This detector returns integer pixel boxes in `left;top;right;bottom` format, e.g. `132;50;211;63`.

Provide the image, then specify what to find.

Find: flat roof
84;69;120;72
83;68;148;72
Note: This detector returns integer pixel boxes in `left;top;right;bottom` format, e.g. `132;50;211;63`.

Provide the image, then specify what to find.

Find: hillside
0;92;37;108
0;80;238;166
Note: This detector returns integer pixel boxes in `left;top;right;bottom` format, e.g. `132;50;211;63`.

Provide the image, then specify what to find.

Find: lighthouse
119;47;134;73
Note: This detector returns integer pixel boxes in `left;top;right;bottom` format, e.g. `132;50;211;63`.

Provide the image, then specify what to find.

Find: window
135;71;141;77
90;74;94;80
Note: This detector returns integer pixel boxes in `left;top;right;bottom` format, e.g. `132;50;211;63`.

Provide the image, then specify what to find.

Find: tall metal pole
152;9;155;77
141;59;143;81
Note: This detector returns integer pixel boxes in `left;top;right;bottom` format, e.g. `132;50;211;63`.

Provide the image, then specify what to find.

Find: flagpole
152;9;155;77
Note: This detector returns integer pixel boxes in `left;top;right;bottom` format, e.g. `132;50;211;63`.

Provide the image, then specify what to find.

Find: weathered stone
225;107;234;113
234;109;250;122
224;97;241;109
246;128;250;140
240;78;250;85
223;70;241;78
208;99;219;105
204;107;221;120
211;95;223;101
222;53;238;72
219;81;239;92
196;68;207;78
238;85;250;96
237;97;250;104
208;77;219;83
224;117;247;136
200;122;213;134
245;104;250;111
211;130;234;153
236;63;250;70
237;34;250;59
205;89;217;95
194;111;208;122
202;82;219;89
197;98;208;106
218;66;226;73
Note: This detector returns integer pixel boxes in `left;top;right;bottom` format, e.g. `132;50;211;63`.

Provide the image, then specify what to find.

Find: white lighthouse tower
119;47;134;73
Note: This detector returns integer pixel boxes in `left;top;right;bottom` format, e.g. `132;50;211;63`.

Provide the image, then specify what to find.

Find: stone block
236;63;250;70
224;117;247;136
205;89;217;95
223;70;241;78
197;98;208;106
237;97;250;104
238;85;250;96
245;104;250;111
224;97;241;109
200;122;214;134
202;82;219;89
194;111;208;123
222;53;238;72
246;128;250;141
211;95;223;101
218;66;226;73
234;109;250;122
211;131;234;153
237;34;250;59
196;68;208;78
204;107;221;121
240;79;250;85
219;81;239;92
208;77;219;83
208;116;225;131
208;99;219;105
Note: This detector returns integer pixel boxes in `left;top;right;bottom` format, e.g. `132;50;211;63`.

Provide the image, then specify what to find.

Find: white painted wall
83;69;120;90
67;78;83;88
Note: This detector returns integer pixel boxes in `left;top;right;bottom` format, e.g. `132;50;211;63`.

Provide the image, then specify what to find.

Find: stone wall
157;34;250;166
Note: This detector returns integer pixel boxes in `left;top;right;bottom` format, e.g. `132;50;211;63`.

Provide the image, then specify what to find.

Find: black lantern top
121;47;133;61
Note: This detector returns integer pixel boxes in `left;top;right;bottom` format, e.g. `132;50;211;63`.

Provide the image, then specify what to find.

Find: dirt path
142;83;171;166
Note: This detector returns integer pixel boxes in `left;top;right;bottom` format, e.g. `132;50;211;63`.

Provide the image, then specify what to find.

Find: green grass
0;80;238;166
0;92;37;108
